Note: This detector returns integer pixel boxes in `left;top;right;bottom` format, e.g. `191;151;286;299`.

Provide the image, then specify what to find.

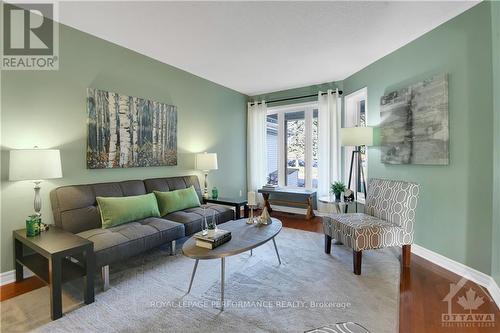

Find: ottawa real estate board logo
2;1;59;70
442;277;495;328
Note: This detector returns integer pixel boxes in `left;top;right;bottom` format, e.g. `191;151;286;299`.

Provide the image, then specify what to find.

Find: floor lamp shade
340;127;374;147
9;149;63;181
340;127;373;208
195;152;218;171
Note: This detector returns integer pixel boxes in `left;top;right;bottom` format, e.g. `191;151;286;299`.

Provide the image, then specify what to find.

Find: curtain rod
249;90;343;106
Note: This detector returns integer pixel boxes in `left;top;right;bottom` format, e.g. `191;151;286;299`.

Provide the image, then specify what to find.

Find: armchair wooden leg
324;235;332;254
402;245;411;268
353;250;362;275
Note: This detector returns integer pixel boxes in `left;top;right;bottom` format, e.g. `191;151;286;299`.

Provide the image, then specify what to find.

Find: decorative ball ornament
344;189;355;202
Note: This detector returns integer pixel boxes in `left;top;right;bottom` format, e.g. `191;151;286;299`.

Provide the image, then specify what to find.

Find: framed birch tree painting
86;88;177;169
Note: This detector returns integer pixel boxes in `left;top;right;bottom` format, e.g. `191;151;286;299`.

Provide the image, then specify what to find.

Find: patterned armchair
323;178;420;275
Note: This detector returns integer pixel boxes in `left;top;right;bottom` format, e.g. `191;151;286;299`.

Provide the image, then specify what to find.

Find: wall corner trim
412;244;500;307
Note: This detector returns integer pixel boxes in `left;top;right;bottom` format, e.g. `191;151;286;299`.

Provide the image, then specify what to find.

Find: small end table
13;226;95;320
203;197;249;220
318;196;357;214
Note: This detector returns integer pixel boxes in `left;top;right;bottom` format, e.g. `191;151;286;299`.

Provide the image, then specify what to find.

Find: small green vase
212;187;218;199
26;215;40;237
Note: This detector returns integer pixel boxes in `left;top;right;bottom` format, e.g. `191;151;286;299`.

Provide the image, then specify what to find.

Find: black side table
13;226;95;320
203;197;249;219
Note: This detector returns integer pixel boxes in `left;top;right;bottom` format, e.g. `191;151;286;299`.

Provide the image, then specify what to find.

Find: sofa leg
402;245;411;268
353;250;362;275
171;240;176;255
102;265;110;291
324;235;332;254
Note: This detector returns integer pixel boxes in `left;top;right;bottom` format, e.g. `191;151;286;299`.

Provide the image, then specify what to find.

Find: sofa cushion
164;204;234;235
76;217;184;267
154;186;201;216
50;179;147;233
97;193;161;228
144;175;202;201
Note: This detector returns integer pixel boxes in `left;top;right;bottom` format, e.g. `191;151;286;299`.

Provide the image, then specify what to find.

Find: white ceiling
57;1;480;95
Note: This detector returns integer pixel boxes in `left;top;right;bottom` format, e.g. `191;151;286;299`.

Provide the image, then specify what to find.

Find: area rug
1;227;400;333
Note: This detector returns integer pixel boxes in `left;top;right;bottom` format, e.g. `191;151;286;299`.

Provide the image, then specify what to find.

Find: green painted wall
342;2;493;274
0;23;247;273
251;2;496;275
490;1;500;285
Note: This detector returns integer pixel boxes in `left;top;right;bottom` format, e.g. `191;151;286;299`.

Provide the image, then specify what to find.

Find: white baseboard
412;244;500;307
0;267;34;286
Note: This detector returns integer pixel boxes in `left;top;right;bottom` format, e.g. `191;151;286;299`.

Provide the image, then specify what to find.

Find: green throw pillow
154;186;201;216
97;193;161;229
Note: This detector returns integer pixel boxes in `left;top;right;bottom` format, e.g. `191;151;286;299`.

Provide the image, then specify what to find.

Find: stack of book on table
194;229;231;249
262;184;279;191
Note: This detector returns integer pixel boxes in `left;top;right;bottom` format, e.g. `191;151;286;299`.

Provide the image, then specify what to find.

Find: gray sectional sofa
50;175;234;289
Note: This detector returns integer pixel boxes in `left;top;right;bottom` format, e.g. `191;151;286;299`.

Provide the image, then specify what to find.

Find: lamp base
203;173;209;199
33;181;42;217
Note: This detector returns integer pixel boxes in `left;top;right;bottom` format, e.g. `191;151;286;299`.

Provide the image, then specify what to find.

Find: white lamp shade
195;152;218;171
340;127;374;147
9;149;63;181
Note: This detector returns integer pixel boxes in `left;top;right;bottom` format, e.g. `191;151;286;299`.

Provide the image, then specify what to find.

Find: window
312;110;319;188
285;111;305;187
266;102;318;189
344;88;368;201
266;114;278;185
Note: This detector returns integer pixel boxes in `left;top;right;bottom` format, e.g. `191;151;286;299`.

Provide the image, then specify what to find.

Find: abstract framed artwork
86;88;177;169
380;74;449;165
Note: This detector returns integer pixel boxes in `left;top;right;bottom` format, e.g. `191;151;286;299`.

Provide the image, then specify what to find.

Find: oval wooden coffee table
182;218;282;310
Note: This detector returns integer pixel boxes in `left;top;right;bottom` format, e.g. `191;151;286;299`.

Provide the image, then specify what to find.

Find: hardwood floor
2;210;499;333
275;211;500;333
0;276;46;302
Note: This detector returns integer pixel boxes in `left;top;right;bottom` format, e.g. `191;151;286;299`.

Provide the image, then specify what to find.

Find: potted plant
330;181;346;202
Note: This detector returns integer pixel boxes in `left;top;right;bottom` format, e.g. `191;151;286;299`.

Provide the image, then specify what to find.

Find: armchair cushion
323;213;409;252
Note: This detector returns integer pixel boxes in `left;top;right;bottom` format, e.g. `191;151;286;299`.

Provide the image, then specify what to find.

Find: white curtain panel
317;89;341;211
247;101;268;202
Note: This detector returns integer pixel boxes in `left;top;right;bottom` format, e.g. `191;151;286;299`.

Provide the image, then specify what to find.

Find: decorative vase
201;206;209;235
259;207;272;225
335;192;341;202
211;187;218;199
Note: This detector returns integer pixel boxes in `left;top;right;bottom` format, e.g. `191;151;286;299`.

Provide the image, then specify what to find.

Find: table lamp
195;152;218;199
9;148;63;217
340;127;373;200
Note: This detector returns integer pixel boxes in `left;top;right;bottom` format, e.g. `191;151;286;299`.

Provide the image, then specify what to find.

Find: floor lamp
340;127;373;209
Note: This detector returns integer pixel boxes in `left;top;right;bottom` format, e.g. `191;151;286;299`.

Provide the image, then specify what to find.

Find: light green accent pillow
154;186;201;216
97;193;161;229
